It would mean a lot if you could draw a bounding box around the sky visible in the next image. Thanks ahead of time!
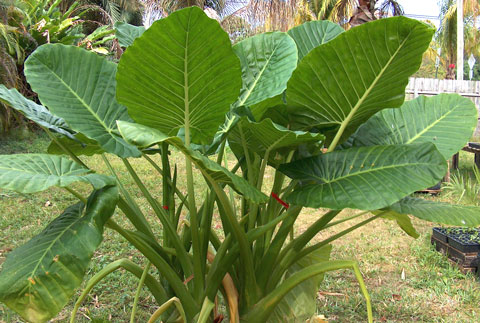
[399,0,441,26]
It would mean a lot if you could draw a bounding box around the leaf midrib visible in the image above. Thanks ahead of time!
[237,40,281,106]
[37,57,114,134]
[406,106,457,144]
[328,29,413,151]
[309,161,436,184]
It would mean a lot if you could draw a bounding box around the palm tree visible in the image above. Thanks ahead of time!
[315,0,403,27]
[437,0,480,79]
[141,0,299,37]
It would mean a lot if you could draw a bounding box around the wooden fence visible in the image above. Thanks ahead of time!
[406,78,480,136]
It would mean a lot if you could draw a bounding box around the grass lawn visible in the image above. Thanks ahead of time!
[0,133,479,322]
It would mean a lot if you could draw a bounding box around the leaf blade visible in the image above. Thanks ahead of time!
[279,143,447,210]
[115,22,145,47]
[386,197,480,227]
[0,154,113,193]
[233,32,297,114]
[0,186,118,323]
[346,94,478,159]
[117,7,242,144]
[287,20,344,61]
[267,245,332,322]
[24,44,140,158]
[286,17,434,144]
[0,85,75,140]
[228,117,324,166]
[47,134,105,156]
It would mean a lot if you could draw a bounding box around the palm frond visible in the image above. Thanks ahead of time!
[378,0,404,18]
[438,1,480,65]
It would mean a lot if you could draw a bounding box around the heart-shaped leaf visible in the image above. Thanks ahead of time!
[117,7,242,145]
[286,17,434,145]
[0,154,114,193]
[24,44,140,158]
[233,32,297,117]
[287,20,344,61]
[117,121,268,203]
[279,143,447,210]
[0,186,118,323]
[345,94,478,159]
[0,85,75,140]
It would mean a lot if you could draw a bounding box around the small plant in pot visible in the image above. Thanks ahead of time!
[2,7,480,323]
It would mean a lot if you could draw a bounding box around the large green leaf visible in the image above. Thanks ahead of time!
[0,154,114,193]
[267,245,331,322]
[279,143,447,210]
[24,44,140,158]
[228,117,324,166]
[117,121,268,203]
[386,197,480,227]
[286,17,434,144]
[0,85,75,140]
[233,32,297,114]
[0,186,118,323]
[345,94,478,159]
[116,7,242,145]
[115,21,145,47]
[47,133,105,156]
[287,20,344,61]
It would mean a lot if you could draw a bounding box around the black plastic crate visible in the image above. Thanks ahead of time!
[432,227,449,243]
[449,234,480,253]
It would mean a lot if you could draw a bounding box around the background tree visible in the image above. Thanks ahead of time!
[437,0,480,79]
[0,0,125,135]
[314,0,403,27]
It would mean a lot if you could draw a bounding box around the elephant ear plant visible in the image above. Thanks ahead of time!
[1,6,480,323]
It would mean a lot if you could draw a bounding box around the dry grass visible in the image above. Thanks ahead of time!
[0,136,479,322]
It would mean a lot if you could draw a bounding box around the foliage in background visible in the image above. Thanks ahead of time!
[444,165,480,206]
[1,7,480,323]
[307,0,403,27]
[140,0,405,43]
[437,0,480,79]
[0,0,136,136]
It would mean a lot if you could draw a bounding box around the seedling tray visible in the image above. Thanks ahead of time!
[432,227,449,243]
[449,235,480,253]
[433,227,480,252]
